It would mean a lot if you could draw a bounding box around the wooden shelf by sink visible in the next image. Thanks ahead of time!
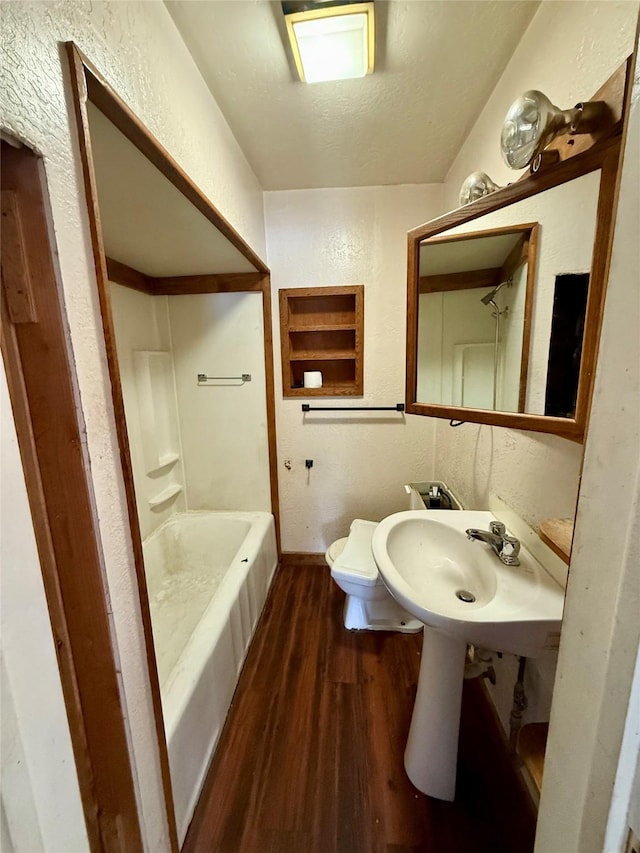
[518,722,549,796]
[539,518,573,564]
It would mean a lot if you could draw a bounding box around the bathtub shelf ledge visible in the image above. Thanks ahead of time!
[149,483,183,508]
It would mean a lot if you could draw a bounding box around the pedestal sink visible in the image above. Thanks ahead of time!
[371,510,564,801]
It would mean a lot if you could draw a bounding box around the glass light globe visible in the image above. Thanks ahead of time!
[459,171,502,206]
[501,89,609,170]
[500,90,576,169]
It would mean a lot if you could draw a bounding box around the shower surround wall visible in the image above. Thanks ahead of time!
[1,2,268,847]
[169,292,271,513]
[110,286,272,532]
[110,285,187,540]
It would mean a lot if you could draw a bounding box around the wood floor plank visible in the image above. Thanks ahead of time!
[182,564,535,853]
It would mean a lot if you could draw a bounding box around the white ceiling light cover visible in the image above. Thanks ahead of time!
[286,3,374,84]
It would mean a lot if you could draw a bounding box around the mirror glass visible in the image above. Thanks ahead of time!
[415,170,601,418]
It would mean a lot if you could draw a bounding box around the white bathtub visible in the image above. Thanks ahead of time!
[143,510,278,844]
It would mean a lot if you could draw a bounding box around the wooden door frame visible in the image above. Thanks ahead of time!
[65,41,281,849]
[1,140,143,851]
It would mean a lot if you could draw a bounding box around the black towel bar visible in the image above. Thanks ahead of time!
[301,403,405,412]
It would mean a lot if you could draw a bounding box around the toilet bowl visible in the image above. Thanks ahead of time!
[326,519,422,633]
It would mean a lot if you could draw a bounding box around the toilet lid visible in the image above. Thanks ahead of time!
[326,537,348,565]
[330,519,384,588]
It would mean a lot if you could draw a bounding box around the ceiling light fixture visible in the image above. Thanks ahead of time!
[283,1,375,84]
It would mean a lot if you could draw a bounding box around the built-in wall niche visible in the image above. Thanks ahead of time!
[279,285,364,396]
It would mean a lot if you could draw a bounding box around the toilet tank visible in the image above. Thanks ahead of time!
[404,481,464,511]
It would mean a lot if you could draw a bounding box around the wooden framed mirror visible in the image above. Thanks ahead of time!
[405,63,629,442]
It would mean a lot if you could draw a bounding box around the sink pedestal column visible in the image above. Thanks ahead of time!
[404,626,467,800]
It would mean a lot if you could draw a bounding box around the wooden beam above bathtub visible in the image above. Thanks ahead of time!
[105,257,265,296]
[153,273,266,295]
[106,257,156,293]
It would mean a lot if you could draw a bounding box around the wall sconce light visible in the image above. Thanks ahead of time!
[500,90,608,170]
[459,171,503,206]
[283,1,375,84]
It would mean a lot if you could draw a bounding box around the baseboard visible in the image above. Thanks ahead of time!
[280,552,326,567]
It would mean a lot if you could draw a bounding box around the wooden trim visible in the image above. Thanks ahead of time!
[419,267,502,294]
[66,42,180,852]
[106,257,155,294]
[573,146,623,432]
[516,224,539,414]
[422,221,538,247]
[280,552,327,567]
[1,190,38,322]
[69,45,268,276]
[405,400,584,440]
[1,142,142,851]
[405,229,420,412]
[259,275,281,556]
[153,272,265,295]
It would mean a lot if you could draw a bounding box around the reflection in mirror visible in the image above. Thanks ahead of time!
[418,224,537,412]
[415,170,600,418]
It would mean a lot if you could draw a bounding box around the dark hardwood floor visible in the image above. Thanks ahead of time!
[183,564,536,853]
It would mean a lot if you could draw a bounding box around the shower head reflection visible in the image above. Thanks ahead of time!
[480,278,512,306]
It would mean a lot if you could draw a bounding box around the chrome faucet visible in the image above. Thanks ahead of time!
[466,521,521,566]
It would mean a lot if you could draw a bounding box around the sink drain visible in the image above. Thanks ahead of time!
[456,589,476,603]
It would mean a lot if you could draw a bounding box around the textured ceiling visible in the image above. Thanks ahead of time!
[166,0,540,190]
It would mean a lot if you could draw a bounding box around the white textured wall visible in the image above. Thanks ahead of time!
[0,2,267,848]
[1,366,89,853]
[110,285,187,542]
[265,184,443,552]
[169,293,272,513]
[443,0,639,213]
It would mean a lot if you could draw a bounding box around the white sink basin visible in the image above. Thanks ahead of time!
[372,510,564,657]
[371,509,565,801]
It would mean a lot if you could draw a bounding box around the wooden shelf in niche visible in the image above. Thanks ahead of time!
[279,285,364,397]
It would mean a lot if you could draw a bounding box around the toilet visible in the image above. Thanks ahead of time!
[326,519,422,633]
